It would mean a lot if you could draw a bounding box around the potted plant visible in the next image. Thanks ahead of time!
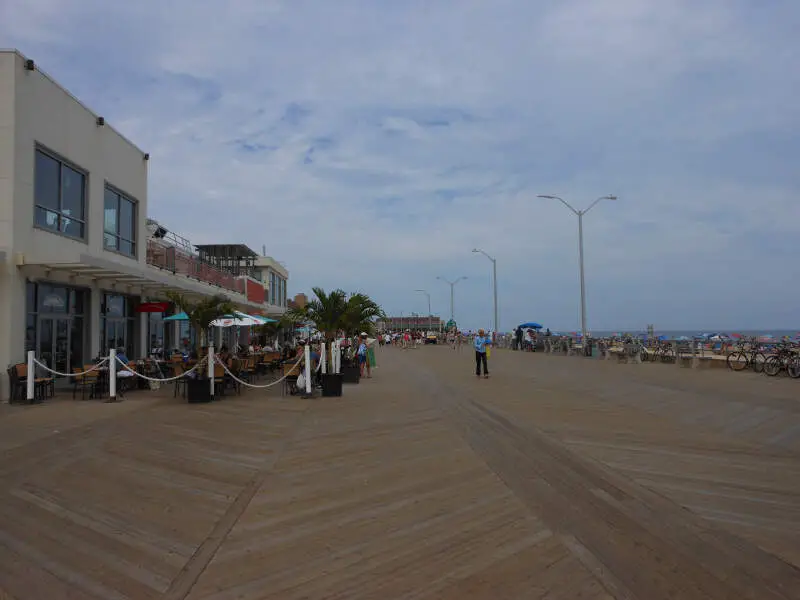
[165,292,235,403]
[287,287,384,391]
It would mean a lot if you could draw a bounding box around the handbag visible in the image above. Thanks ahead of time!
[486,346,492,359]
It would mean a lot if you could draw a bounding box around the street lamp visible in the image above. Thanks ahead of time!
[436,276,467,324]
[537,194,617,341]
[415,289,432,332]
[472,249,498,333]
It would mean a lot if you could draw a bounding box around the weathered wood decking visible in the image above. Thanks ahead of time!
[0,347,798,599]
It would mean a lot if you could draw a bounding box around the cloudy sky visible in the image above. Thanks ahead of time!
[3,0,798,332]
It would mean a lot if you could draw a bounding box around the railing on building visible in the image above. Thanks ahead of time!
[146,239,246,295]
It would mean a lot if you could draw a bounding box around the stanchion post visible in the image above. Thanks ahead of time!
[26,350,35,402]
[304,344,312,396]
[109,348,117,401]
[208,346,215,398]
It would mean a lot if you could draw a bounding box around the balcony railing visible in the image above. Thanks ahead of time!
[146,239,246,296]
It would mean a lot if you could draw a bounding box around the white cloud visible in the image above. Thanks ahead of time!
[2,0,798,331]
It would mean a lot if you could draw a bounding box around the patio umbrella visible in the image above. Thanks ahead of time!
[211,313,263,327]
[249,314,278,324]
[164,312,189,321]
[136,301,169,313]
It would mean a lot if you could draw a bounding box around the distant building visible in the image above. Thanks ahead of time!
[289,293,308,309]
[377,316,443,332]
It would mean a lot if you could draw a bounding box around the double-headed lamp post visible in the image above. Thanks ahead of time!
[537,194,617,342]
[436,276,467,324]
[472,248,498,334]
[414,289,432,332]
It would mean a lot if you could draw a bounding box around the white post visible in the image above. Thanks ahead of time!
[109,348,117,401]
[333,341,340,374]
[208,345,215,398]
[304,344,312,395]
[321,342,327,374]
[26,350,35,402]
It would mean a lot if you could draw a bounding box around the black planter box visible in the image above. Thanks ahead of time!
[321,373,343,397]
[341,364,360,384]
[187,377,214,403]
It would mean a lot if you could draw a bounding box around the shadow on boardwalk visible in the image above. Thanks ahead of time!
[0,347,798,599]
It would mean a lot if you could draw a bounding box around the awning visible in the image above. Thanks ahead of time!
[17,252,266,310]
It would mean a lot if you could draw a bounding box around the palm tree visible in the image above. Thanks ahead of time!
[288,287,348,342]
[342,292,385,336]
[165,291,235,354]
[288,288,384,342]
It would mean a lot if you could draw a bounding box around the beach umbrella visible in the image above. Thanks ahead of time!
[164,312,189,321]
[518,322,543,329]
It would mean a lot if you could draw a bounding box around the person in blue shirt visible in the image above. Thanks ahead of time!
[116,347,130,365]
[357,334,372,378]
[474,329,491,378]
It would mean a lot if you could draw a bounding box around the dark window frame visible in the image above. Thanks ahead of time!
[33,146,88,242]
[103,183,138,258]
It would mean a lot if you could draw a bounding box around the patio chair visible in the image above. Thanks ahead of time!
[213,364,226,396]
[172,363,188,398]
[14,363,53,402]
[72,367,100,400]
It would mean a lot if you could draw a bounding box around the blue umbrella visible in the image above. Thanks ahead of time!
[519,322,543,329]
[164,312,189,321]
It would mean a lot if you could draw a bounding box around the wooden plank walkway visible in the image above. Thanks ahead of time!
[0,347,797,599]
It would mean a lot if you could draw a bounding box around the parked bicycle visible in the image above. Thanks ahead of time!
[763,342,800,377]
[651,340,675,363]
[726,337,766,373]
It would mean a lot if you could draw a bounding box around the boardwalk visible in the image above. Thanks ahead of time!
[0,347,798,599]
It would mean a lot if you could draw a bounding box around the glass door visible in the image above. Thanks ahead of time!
[38,317,72,376]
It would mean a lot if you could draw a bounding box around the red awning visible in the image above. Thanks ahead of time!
[136,302,169,313]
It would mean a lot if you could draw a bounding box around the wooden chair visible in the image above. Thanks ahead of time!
[7,365,26,404]
[282,362,301,396]
[172,363,188,398]
[72,367,100,400]
[213,364,226,396]
[15,363,53,402]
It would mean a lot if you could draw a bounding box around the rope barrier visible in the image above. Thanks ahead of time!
[214,355,304,389]
[32,357,109,378]
[115,356,205,383]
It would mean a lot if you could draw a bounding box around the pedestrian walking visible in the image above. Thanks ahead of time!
[474,328,491,378]
[358,334,372,378]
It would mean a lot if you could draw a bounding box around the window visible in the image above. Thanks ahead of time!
[34,149,86,240]
[100,293,135,355]
[104,186,137,257]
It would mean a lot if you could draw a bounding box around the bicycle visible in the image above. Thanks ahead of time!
[763,342,800,377]
[726,338,766,373]
[651,340,675,363]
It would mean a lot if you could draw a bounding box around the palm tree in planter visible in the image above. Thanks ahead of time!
[165,291,234,403]
[342,292,385,338]
[287,287,349,343]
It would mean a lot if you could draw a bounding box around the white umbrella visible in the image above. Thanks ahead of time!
[211,313,262,327]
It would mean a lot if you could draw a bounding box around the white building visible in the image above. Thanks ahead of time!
[0,50,288,399]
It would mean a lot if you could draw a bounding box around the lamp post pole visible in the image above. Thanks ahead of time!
[436,276,467,324]
[537,194,617,341]
[472,249,498,333]
[415,289,432,332]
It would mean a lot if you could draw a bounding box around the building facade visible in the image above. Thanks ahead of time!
[377,316,443,332]
[0,50,288,397]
